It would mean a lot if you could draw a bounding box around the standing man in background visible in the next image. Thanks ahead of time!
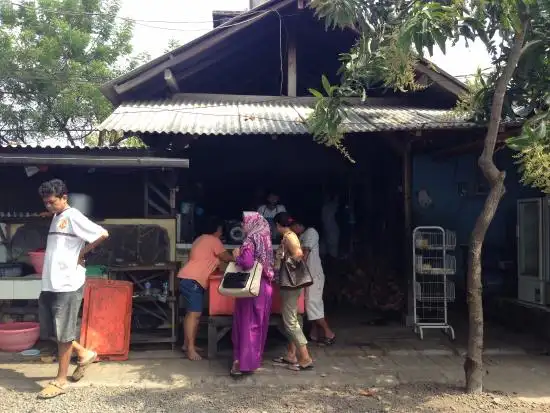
[37,179,109,399]
[258,191,286,241]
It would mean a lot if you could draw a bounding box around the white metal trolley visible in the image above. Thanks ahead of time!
[412,226,456,340]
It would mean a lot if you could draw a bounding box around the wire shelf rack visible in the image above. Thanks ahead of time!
[414,229,456,250]
[412,226,456,341]
[415,254,456,275]
[415,279,456,302]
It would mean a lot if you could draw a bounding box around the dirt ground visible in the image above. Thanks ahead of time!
[1,382,549,413]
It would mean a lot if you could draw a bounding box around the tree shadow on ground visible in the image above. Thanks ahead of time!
[0,367,42,393]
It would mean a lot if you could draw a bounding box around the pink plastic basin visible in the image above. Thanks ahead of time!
[28,251,45,277]
[0,322,40,352]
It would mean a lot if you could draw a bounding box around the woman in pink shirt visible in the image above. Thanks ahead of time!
[178,218,233,360]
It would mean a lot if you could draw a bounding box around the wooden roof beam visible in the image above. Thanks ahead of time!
[164,69,180,94]
[415,63,466,97]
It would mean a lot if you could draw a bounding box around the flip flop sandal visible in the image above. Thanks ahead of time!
[37,381,66,399]
[230,368,243,377]
[287,363,314,372]
[272,356,298,365]
[71,351,97,382]
[320,336,336,346]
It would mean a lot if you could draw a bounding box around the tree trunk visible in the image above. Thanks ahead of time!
[464,171,505,393]
[463,23,528,394]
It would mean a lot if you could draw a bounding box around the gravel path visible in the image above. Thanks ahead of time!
[1,383,548,413]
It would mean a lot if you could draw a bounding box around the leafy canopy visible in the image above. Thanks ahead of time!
[308,0,550,182]
[0,0,146,146]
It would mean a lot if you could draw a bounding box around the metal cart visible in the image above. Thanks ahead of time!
[412,226,456,340]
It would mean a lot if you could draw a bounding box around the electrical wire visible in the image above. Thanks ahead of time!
[1,61,496,88]
[7,2,296,33]
[8,1,261,24]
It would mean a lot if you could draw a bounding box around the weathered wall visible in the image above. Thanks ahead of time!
[412,148,540,299]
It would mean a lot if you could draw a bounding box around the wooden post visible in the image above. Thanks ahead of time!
[164,69,180,94]
[403,141,414,327]
[286,18,297,97]
[383,134,414,326]
[143,171,149,217]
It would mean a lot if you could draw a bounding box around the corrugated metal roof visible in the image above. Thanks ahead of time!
[0,143,146,152]
[0,144,189,168]
[98,94,476,136]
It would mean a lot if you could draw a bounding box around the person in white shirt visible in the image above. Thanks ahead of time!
[257,191,286,240]
[37,179,109,399]
[291,219,336,345]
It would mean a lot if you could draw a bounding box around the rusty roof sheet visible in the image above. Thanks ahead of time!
[98,94,477,136]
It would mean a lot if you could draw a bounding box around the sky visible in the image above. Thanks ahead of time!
[119,0,494,80]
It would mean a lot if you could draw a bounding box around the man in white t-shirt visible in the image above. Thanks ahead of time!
[37,179,109,399]
[258,192,286,241]
[291,219,336,345]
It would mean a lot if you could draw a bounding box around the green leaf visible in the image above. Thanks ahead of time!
[433,30,447,54]
[321,75,332,96]
[506,135,532,151]
[309,88,324,98]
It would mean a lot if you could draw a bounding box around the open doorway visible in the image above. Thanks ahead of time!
[176,133,406,326]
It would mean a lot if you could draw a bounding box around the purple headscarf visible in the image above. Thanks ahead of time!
[242,212,274,281]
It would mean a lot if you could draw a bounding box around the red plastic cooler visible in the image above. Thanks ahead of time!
[80,279,133,361]
[208,274,305,316]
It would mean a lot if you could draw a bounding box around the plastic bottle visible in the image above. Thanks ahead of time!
[144,281,151,296]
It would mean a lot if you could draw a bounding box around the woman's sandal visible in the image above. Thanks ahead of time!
[272,356,298,365]
[230,368,243,377]
[230,361,244,378]
[287,363,314,372]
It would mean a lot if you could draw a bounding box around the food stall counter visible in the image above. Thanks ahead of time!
[208,273,305,316]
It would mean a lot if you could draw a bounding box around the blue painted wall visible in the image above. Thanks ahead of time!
[412,148,539,294]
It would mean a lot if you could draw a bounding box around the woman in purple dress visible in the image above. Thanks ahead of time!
[230,211,274,376]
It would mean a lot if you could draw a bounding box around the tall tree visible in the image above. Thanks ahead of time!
[0,0,137,145]
[308,0,550,393]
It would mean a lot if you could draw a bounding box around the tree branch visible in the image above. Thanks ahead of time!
[111,134,128,146]
[480,22,529,183]
[53,115,76,146]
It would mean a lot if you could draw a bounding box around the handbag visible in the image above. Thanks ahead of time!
[218,261,263,298]
[278,233,313,290]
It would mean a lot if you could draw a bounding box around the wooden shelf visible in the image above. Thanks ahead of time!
[108,264,178,348]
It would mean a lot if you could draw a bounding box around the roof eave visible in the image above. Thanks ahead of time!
[0,153,189,168]
[416,57,468,96]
